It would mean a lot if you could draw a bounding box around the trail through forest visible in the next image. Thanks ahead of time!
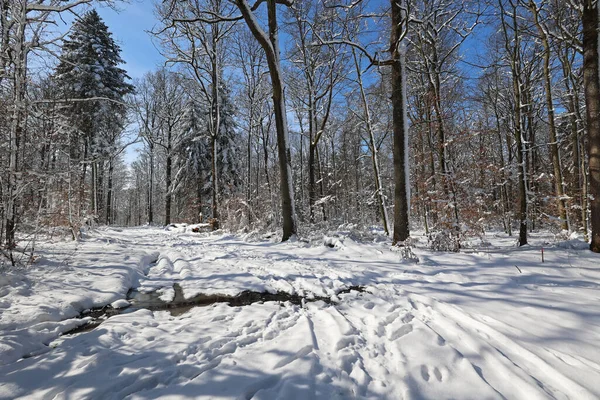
[1,226,599,399]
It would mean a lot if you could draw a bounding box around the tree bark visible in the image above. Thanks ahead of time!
[211,134,219,228]
[391,0,410,244]
[583,0,600,252]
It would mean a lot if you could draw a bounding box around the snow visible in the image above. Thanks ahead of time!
[1,227,600,399]
[110,299,130,309]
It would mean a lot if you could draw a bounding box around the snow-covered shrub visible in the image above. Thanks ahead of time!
[323,236,344,249]
[428,230,461,252]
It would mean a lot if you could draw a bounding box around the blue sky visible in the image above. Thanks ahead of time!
[94,2,164,163]
[96,1,163,80]
[74,1,486,164]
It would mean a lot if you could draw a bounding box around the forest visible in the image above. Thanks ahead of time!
[2,1,600,399]
[0,0,599,257]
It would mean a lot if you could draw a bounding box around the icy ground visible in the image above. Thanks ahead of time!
[1,226,600,399]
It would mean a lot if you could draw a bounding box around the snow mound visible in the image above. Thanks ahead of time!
[110,299,130,309]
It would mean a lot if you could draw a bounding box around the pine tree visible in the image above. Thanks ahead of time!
[54,9,134,220]
[180,97,211,220]
[216,81,241,196]
[179,82,240,223]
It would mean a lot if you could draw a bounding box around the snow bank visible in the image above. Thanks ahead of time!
[0,227,158,366]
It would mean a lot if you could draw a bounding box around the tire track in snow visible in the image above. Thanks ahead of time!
[407,293,598,400]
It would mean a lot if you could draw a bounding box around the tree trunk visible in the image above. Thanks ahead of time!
[308,93,317,223]
[583,0,600,252]
[560,50,583,230]
[316,145,327,221]
[5,3,27,250]
[390,0,410,244]
[309,143,316,223]
[79,142,88,220]
[165,135,172,226]
[530,4,568,231]
[148,143,154,225]
[247,108,253,225]
[353,50,390,235]
[500,0,527,245]
[105,158,114,225]
[211,134,219,229]
[91,161,97,220]
[210,32,221,230]
[197,162,204,222]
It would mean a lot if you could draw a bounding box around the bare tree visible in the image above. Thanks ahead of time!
[134,70,187,225]
[526,0,569,231]
[155,0,238,229]
[318,0,412,243]
[351,49,391,235]
[286,1,345,223]
[409,0,478,236]
[233,0,298,240]
[499,0,529,246]
[232,28,269,226]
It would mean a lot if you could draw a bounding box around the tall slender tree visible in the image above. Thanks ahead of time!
[233,0,298,240]
[583,0,600,252]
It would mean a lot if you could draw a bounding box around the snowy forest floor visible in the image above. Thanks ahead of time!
[1,226,599,399]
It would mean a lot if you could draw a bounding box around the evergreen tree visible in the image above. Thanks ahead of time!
[54,9,134,218]
[178,82,240,222]
[180,97,210,220]
[216,81,241,195]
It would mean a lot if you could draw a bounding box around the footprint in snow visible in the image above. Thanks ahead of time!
[363,301,375,309]
[388,324,413,341]
[401,312,414,324]
[421,365,443,382]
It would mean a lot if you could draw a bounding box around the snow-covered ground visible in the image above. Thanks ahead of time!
[1,226,600,399]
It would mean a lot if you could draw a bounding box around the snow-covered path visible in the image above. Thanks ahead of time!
[1,227,600,399]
